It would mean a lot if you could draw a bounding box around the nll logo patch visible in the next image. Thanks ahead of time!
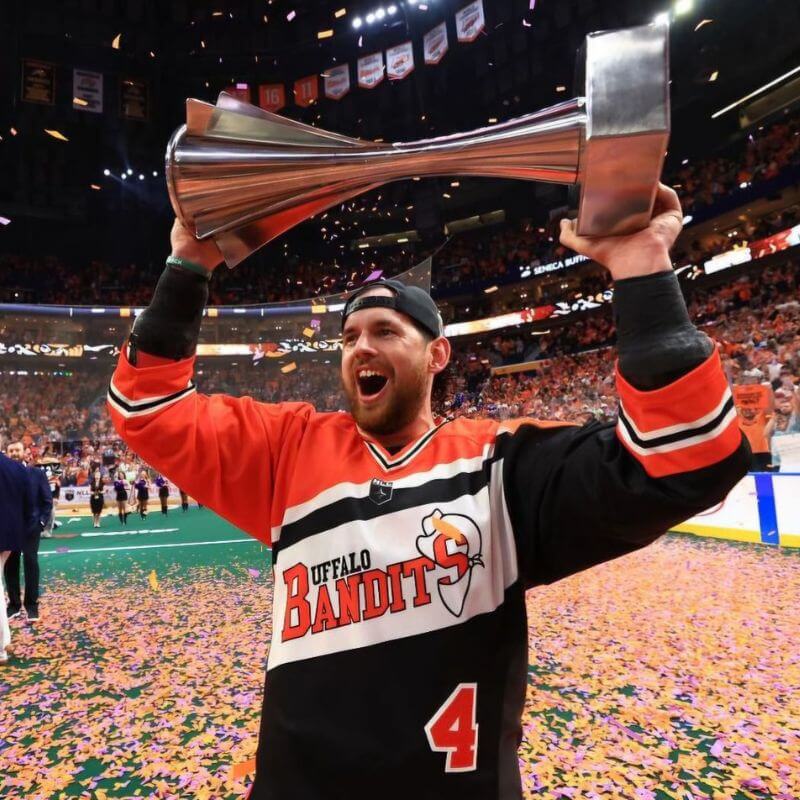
[369,479,394,505]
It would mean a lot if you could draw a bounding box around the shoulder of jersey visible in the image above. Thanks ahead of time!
[442,416,574,438]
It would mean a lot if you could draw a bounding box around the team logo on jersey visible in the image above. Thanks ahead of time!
[369,479,394,505]
[416,509,484,617]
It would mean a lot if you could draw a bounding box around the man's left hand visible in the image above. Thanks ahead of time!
[559,182,684,281]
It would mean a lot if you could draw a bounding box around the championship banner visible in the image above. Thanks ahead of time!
[386,41,414,80]
[258,83,286,112]
[424,22,449,65]
[455,0,486,43]
[324,64,350,100]
[294,75,319,107]
[73,68,104,113]
[120,78,148,120]
[224,84,251,103]
[21,59,55,105]
[357,52,385,89]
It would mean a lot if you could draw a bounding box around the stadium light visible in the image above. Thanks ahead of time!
[653,11,670,25]
[375,8,385,20]
[139,173,145,180]
[103,168,110,176]
[674,0,693,15]
[353,16,362,28]
[127,168,133,175]
[388,4,397,13]
[366,12,375,23]
[121,173,127,180]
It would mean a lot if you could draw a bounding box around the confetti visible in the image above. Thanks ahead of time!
[0,536,797,799]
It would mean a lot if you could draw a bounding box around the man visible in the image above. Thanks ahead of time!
[0,452,34,664]
[42,460,62,536]
[108,184,749,799]
[4,442,53,622]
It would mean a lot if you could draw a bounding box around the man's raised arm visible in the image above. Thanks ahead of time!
[502,184,751,587]
[107,220,312,542]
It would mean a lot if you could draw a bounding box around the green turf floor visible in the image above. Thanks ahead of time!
[42,507,271,580]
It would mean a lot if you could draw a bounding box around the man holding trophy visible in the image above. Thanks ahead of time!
[108,23,749,800]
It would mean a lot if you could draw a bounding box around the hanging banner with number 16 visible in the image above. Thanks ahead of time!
[258,83,285,113]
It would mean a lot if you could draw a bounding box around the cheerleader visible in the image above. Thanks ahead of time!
[156,475,170,515]
[134,470,149,519]
[113,472,129,524]
[89,469,105,529]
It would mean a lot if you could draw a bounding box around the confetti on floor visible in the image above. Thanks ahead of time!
[1,533,798,799]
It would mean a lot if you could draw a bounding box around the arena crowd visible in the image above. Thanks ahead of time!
[1,255,798,482]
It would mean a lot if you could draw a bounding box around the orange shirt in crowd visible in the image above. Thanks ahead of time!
[737,411,770,454]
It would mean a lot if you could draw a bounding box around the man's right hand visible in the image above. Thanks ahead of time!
[169,217,225,272]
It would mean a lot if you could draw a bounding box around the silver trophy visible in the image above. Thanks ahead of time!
[166,23,669,267]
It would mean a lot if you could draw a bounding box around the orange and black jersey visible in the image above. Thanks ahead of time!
[108,328,748,799]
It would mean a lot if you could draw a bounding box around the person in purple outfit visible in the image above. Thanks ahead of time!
[113,472,129,525]
[134,470,149,519]
[155,475,170,515]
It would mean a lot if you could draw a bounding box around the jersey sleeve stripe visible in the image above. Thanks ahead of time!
[107,379,196,419]
[615,349,732,434]
[616,414,742,478]
[618,393,735,448]
[616,403,737,456]
[614,350,743,478]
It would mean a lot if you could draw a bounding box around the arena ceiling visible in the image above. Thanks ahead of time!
[1,0,798,260]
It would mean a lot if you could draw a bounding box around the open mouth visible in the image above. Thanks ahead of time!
[357,370,389,401]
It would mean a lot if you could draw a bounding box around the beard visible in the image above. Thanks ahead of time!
[344,361,429,437]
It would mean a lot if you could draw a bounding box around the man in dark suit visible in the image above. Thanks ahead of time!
[0,451,34,664]
[4,442,52,623]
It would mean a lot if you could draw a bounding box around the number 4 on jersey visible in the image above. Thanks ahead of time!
[424,683,478,772]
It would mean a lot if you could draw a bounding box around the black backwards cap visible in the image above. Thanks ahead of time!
[341,278,444,339]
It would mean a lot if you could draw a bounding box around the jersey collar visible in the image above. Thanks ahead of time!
[360,417,451,472]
